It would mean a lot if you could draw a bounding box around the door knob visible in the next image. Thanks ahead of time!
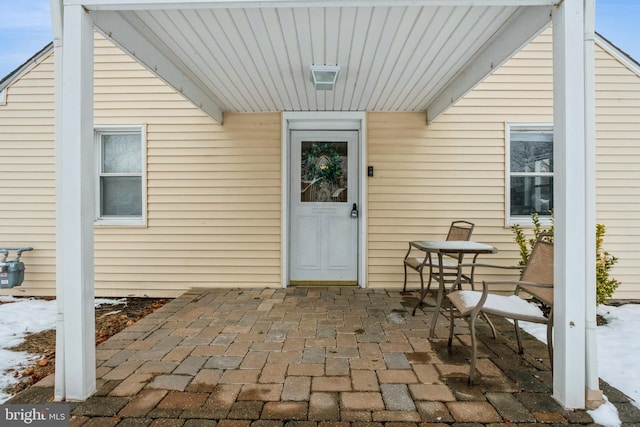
[351,203,359,218]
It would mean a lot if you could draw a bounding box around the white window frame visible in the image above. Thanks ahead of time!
[506,123,554,227]
[94,125,147,227]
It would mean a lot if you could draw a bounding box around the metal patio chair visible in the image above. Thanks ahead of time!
[446,232,554,383]
[403,220,475,293]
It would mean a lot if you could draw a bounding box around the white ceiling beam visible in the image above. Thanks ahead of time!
[91,10,224,123]
[424,5,553,124]
[68,0,560,11]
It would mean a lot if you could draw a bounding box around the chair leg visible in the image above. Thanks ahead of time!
[514,320,524,354]
[481,312,497,339]
[468,314,479,384]
[403,263,408,292]
[412,270,426,316]
[448,305,455,347]
[546,310,554,371]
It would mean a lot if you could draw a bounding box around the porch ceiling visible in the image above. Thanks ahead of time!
[82,1,557,123]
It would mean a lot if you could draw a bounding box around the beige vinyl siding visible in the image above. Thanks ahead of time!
[0,52,56,295]
[594,44,640,299]
[93,37,281,297]
[0,35,282,297]
[94,112,282,297]
[367,113,518,290]
[367,32,554,290]
[367,30,640,299]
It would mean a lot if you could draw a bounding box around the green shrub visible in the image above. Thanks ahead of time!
[511,214,619,305]
[595,223,621,305]
[511,212,553,267]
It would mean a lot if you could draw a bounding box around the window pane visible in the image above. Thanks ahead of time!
[102,134,142,173]
[101,176,142,216]
[510,132,553,173]
[510,176,553,216]
[300,141,348,203]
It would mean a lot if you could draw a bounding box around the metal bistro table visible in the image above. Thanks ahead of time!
[409,240,497,338]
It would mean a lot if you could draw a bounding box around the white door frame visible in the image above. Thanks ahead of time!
[281,112,367,288]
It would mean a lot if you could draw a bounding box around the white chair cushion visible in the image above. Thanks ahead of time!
[448,290,546,321]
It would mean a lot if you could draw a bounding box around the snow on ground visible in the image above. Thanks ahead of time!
[0,296,125,403]
[0,296,58,403]
[516,303,640,427]
[595,304,640,407]
[0,295,638,426]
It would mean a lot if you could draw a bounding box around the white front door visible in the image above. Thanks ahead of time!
[290,130,359,284]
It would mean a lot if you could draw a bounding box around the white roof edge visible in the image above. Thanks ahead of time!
[71,0,562,10]
[0,43,54,93]
[595,33,640,78]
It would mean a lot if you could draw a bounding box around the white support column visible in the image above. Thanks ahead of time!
[582,0,603,408]
[49,0,65,401]
[57,4,96,400]
[552,0,587,409]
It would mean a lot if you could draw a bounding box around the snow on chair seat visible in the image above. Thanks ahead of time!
[448,290,547,321]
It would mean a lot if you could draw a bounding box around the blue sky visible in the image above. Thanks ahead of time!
[1,1,639,79]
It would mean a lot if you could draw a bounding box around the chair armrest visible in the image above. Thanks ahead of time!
[403,242,433,268]
[457,263,522,271]
[451,279,496,317]
[482,280,551,293]
[514,281,553,290]
[453,264,522,291]
[483,279,549,287]
[403,241,413,261]
[482,280,553,308]
[404,242,429,263]
[515,282,553,306]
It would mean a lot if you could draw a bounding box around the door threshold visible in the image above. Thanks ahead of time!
[289,280,358,286]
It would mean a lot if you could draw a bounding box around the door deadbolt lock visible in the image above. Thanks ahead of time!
[351,203,359,218]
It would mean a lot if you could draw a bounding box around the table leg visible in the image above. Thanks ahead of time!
[428,252,445,338]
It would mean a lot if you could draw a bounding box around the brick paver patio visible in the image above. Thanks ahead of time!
[8,287,640,426]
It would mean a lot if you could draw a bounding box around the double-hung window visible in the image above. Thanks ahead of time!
[507,124,554,225]
[95,126,146,226]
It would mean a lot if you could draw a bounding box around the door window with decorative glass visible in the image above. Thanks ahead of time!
[300,142,348,203]
[507,125,553,224]
[96,127,145,225]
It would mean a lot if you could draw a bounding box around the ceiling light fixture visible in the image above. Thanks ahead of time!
[310,65,340,91]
